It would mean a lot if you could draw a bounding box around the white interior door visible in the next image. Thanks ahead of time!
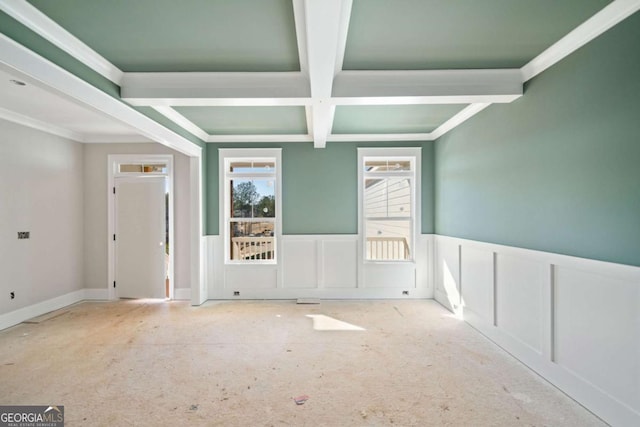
[115,177,166,298]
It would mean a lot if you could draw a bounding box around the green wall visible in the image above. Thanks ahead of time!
[435,11,640,267]
[206,142,435,235]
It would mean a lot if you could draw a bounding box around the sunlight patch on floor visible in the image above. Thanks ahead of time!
[306,314,366,331]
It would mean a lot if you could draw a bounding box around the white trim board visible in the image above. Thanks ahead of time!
[435,235,640,280]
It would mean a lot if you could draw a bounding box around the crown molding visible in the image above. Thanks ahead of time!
[521,0,640,82]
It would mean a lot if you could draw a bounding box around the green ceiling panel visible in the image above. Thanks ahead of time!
[344,0,611,70]
[332,105,467,134]
[176,106,308,135]
[27,0,300,72]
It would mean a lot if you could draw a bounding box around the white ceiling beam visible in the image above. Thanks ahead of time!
[81,134,152,143]
[333,69,523,103]
[0,33,201,157]
[152,106,209,141]
[0,0,124,85]
[333,0,353,76]
[305,0,345,98]
[292,0,309,77]
[429,103,491,140]
[521,0,640,82]
[332,95,519,106]
[304,105,314,138]
[328,133,434,143]
[310,103,335,149]
[207,134,313,143]
[123,68,522,107]
[121,72,310,106]
[303,0,353,148]
[125,98,312,107]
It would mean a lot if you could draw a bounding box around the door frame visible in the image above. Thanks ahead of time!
[107,154,174,300]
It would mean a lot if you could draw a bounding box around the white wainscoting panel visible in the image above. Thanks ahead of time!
[434,235,640,427]
[554,266,640,414]
[322,239,357,288]
[363,263,415,289]
[225,267,278,290]
[495,253,546,354]
[434,238,460,313]
[205,234,432,299]
[282,239,318,288]
[204,235,222,299]
[460,245,494,325]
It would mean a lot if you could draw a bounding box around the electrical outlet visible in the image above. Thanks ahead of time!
[17,232,30,239]
[10,292,15,300]
[233,291,240,296]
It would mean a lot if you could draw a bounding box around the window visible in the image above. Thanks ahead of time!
[221,150,281,264]
[359,149,420,262]
[118,163,167,174]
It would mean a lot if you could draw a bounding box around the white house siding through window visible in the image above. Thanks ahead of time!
[363,158,414,261]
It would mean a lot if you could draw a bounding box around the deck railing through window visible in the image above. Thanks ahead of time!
[231,237,275,260]
[366,236,410,261]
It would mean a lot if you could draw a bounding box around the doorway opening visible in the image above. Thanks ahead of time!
[108,155,174,300]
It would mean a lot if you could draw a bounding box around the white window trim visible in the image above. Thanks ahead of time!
[357,147,421,264]
[219,148,282,265]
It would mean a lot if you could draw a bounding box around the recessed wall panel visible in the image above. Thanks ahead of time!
[364,263,415,289]
[495,254,545,352]
[555,266,640,412]
[225,267,277,289]
[435,239,460,311]
[282,240,317,288]
[461,246,494,324]
[323,240,357,288]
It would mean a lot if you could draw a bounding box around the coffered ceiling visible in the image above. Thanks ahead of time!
[1,0,639,150]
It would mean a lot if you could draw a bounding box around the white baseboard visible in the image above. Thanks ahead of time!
[0,289,85,331]
[0,288,113,331]
[174,288,191,300]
